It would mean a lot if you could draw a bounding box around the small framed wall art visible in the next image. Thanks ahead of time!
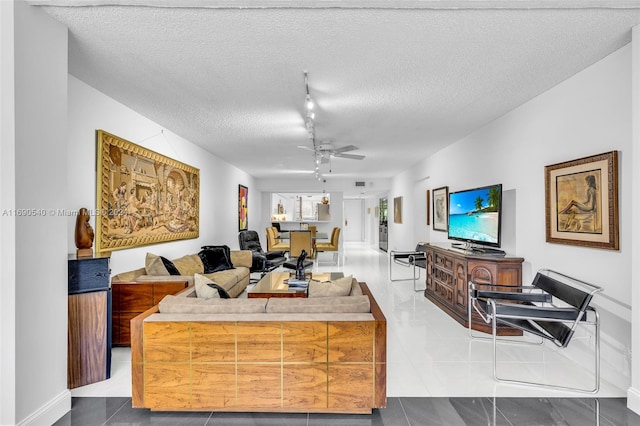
[545,151,619,250]
[426,189,431,226]
[432,186,448,232]
[394,196,403,224]
[238,184,248,231]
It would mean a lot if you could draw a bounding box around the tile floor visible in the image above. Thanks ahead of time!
[57,242,639,425]
[55,395,638,425]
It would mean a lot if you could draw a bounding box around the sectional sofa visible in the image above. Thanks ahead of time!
[111,248,252,298]
[130,279,387,414]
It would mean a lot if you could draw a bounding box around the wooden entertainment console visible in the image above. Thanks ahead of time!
[424,243,524,335]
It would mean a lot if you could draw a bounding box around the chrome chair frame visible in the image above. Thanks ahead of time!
[468,282,548,344]
[468,269,602,393]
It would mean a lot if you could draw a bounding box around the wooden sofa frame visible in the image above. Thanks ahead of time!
[130,283,386,414]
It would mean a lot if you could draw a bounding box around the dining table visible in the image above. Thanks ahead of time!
[276,231,329,240]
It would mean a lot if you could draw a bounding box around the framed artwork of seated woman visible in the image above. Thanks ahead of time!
[545,151,618,250]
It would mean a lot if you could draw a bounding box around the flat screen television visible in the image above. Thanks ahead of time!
[448,184,502,248]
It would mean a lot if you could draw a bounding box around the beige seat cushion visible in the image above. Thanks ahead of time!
[159,294,267,314]
[136,275,195,286]
[308,275,353,298]
[266,295,370,313]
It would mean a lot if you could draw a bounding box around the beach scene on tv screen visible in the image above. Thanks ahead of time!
[449,186,500,244]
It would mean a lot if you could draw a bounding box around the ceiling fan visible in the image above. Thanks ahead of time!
[298,141,365,163]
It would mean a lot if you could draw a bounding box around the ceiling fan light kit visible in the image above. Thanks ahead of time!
[300,71,365,181]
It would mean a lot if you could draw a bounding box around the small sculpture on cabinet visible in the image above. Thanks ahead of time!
[75,207,95,258]
[295,250,308,280]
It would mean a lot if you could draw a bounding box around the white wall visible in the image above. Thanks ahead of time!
[628,24,640,414]
[363,196,380,245]
[67,76,258,275]
[391,44,634,392]
[0,2,16,424]
[8,1,70,425]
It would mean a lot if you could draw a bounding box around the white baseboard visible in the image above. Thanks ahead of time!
[17,390,70,426]
[627,387,640,415]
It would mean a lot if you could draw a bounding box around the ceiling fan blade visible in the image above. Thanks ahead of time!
[297,145,314,152]
[332,144,359,153]
[333,153,365,160]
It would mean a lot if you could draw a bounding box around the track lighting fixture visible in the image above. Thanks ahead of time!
[302,70,328,181]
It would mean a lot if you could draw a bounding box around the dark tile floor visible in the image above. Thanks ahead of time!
[53,397,639,426]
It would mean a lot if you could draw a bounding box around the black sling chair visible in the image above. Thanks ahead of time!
[388,242,427,291]
[468,269,602,393]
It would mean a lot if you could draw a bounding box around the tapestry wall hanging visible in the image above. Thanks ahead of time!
[238,184,248,231]
[545,151,618,250]
[96,130,200,254]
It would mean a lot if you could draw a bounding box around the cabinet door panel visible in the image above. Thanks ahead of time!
[468,261,497,285]
[119,284,153,311]
[153,282,188,305]
[68,291,108,388]
[453,259,468,314]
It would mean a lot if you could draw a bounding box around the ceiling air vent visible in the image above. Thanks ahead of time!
[355,181,366,187]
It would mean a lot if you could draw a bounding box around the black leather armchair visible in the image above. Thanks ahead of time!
[238,230,287,280]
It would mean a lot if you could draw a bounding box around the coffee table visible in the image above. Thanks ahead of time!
[248,271,344,298]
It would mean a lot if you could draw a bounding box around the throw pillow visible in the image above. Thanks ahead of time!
[194,274,220,299]
[161,256,181,275]
[194,273,230,299]
[171,254,204,275]
[308,275,353,298]
[198,246,234,273]
[145,252,180,276]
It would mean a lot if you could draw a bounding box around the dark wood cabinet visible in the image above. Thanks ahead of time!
[68,255,110,294]
[424,243,524,335]
[111,281,189,346]
[67,255,111,389]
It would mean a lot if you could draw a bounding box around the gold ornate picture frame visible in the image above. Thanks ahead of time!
[545,151,618,250]
[96,130,200,254]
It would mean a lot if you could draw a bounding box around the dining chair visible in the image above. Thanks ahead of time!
[266,227,289,252]
[288,230,313,259]
[315,227,340,264]
[308,225,317,238]
[283,230,314,271]
[308,225,317,257]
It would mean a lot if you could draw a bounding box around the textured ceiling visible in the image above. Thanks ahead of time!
[34,1,640,186]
